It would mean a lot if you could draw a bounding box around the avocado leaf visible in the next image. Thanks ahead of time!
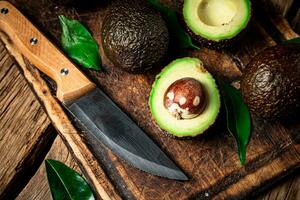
[45,159,95,200]
[59,15,101,71]
[219,81,251,165]
[148,0,199,50]
[285,37,300,44]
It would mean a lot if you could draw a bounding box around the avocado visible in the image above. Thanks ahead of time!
[101,0,169,73]
[149,57,221,137]
[178,0,251,49]
[241,43,300,119]
[52,0,104,7]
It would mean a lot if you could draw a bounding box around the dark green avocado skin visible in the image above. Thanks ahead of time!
[101,0,169,73]
[241,43,300,119]
[177,0,251,50]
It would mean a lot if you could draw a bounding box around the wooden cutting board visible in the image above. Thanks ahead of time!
[3,0,300,199]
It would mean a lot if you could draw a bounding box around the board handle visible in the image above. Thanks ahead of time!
[0,1,96,102]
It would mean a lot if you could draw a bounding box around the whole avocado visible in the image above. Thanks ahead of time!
[101,0,169,73]
[241,43,300,119]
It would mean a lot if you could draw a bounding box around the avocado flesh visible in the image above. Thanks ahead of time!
[241,44,300,119]
[150,58,220,137]
[183,0,251,42]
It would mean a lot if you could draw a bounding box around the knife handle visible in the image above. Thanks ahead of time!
[0,1,96,102]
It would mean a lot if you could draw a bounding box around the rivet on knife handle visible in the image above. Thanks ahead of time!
[0,1,96,102]
[0,1,188,181]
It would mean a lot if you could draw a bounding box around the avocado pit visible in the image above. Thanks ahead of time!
[149,57,221,137]
[164,78,206,119]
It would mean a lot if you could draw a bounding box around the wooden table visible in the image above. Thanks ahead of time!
[0,0,300,199]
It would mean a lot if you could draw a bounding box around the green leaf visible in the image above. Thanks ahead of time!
[45,159,95,200]
[148,0,199,50]
[219,81,251,165]
[59,15,101,71]
[285,37,300,44]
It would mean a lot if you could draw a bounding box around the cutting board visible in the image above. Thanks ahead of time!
[3,0,300,199]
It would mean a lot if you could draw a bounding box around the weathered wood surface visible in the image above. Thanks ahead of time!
[254,0,299,41]
[266,0,294,16]
[0,41,56,200]
[267,0,300,35]
[16,136,81,200]
[292,8,300,34]
[258,173,300,200]
[0,30,121,200]
[0,0,299,199]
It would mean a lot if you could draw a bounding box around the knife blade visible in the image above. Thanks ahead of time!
[65,88,187,180]
[0,1,188,180]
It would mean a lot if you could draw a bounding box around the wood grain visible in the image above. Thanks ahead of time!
[253,0,299,41]
[81,3,300,199]
[292,8,300,34]
[0,41,56,200]
[17,136,81,200]
[257,172,300,200]
[0,1,95,102]
[0,30,121,200]
[253,2,300,199]
[0,0,300,200]
[268,0,294,16]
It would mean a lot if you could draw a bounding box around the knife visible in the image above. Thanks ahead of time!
[0,1,188,180]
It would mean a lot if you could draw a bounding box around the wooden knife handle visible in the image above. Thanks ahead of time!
[0,1,95,102]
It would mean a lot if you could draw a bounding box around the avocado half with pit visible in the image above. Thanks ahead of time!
[179,0,251,49]
[149,57,221,137]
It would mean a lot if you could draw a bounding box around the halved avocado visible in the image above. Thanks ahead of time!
[149,57,220,137]
[179,0,251,49]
